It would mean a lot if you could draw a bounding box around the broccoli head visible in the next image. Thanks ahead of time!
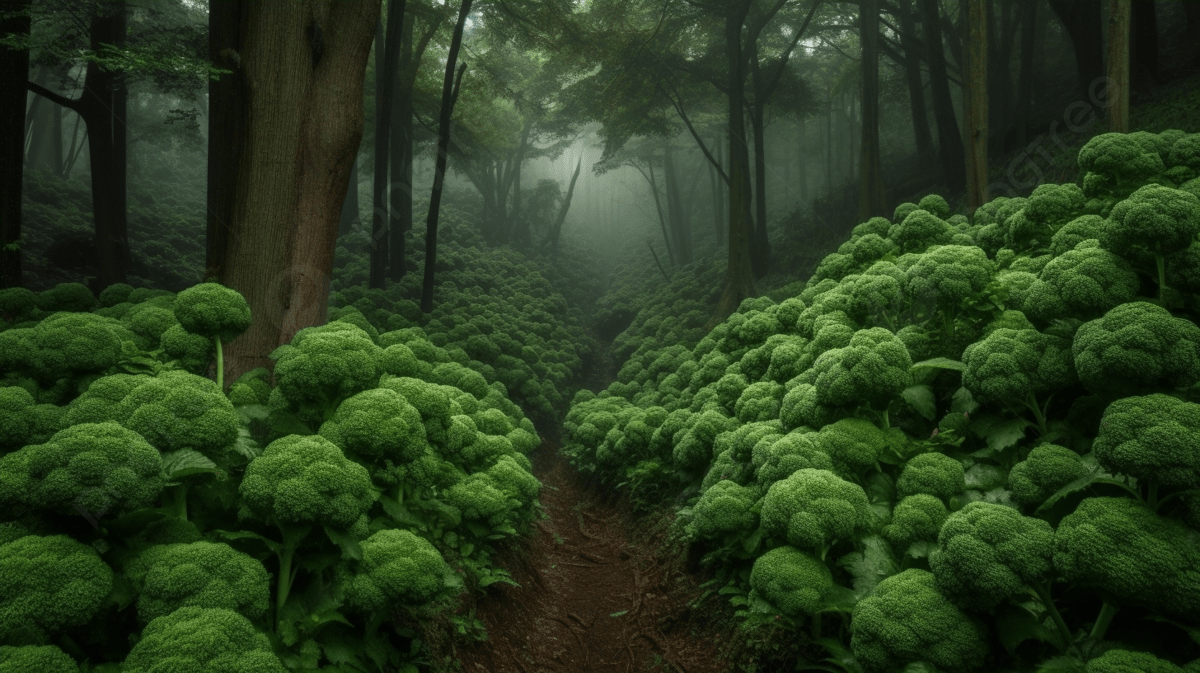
[1093,394,1200,490]
[36,282,95,313]
[124,541,271,626]
[0,644,78,672]
[121,607,286,673]
[810,327,912,411]
[0,386,64,453]
[318,387,429,489]
[850,569,989,673]
[1072,302,1200,397]
[1049,214,1106,257]
[753,430,833,487]
[760,468,872,558]
[1008,443,1089,507]
[1023,243,1139,323]
[962,326,1075,434]
[813,417,888,479]
[903,244,993,315]
[890,209,953,253]
[748,545,833,619]
[883,494,949,553]
[338,529,451,613]
[239,434,374,530]
[1085,649,1185,673]
[271,322,383,420]
[896,452,965,503]
[173,282,252,343]
[0,312,125,386]
[928,501,1054,611]
[1054,497,1200,619]
[688,480,760,540]
[1078,132,1166,199]
[1103,183,1200,297]
[0,534,113,645]
[0,422,163,518]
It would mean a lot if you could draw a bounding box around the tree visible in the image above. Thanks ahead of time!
[544,152,583,254]
[857,0,885,220]
[1106,0,1131,133]
[918,0,965,195]
[211,1,379,387]
[897,0,934,166]
[420,0,471,314]
[1047,0,1103,97]
[0,0,30,289]
[369,0,405,290]
[963,0,988,217]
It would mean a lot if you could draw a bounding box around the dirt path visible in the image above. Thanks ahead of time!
[454,336,728,673]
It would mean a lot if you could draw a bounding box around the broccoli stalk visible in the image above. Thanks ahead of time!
[273,522,310,629]
[1029,581,1081,658]
[173,283,252,392]
[1103,184,1200,302]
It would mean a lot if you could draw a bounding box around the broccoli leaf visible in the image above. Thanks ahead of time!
[837,534,898,598]
[951,386,979,415]
[994,603,1061,654]
[1034,454,1105,516]
[909,358,966,373]
[322,524,363,561]
[901,384,936,420]
[160,449,218,481]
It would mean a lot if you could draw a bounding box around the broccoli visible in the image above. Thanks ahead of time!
[889,209,953,253]
[1054,497,1200,622]
[1077,132,1166,200]
[0,287,37,324]
[1072,302,1200,398]
[97,282,134,308]
[748,545,833,619]
[1023,243,1139,324]
[962,326,1076,437]
[672,409,736,473]
[734,381,784,423]
[0,644,78,672]
[928,501,1055,613]
[121,607,286,673]
[318,387,430,500]
[810,327,912,420]
[0,422,163,519]
[883,493,948,555]
[903,244,993,327]
[1050,214,1106,257]
[239,434,374,625]
[0,534,113,645]
[764,337,812,385]
[124,541,271,627]
[1093,394,1200,505]
[896,452,965,504]
[0,386,63,453]
[850,568,989,673]
[173,282,252,391]
[337,529,453,633]
[813,417,888,480]
[36,282,95,313]
[688,480,760,540]
[0,312,125,387]
[1103,183,1200,299]
[753,431,834,487]
[443,471,513,526]
[271,322,382,424]
[1085,649,1185,673]
[780,381,840,432]
[1008,443,1089,508]
[760,468,873,559]
[159,323,214,376]
[843,269,904,330]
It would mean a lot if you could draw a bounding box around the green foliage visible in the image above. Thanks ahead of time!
[748,545,833,619]
[1072,302,1200,397]
[121,607,286,673]
[124,541,271,627]
[0,534,113,645]
[0,644,79,672]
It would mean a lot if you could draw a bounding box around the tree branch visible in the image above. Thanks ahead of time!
[658,83,730,186]
[26,81,80,113]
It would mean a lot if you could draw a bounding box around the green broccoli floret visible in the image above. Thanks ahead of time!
[173,282,252,391]
[36,282,95,313]
[1103,184,1200,299]
[748,545,833,619]
[239,434,374,624]
[1072,302,1200,398]
[1012,183,1086,252]
[928,501,1054,612]
[780,382,840,432]
[0,534,113,645]
[962,326,1075,437]
[904,244,993,322]
[672,409,736,473]
[883,494,948,553]
[1008,443,1089,507]
[97,282,134,308]
[734,381,784,423]
[0,287,37,323]
[272,322,383,423]
[337,529,452,630]
[318,387,429,498]
[889,209,953,253]
[850,568,989,673]
[159,323,214,375]
[1078,132,1166,200]
[0,386,63,453]
[0,422,163,518]
[1093,394,1200,497]
[856,215,895,236]
[0,313,125,386]
[487,453,540,505]
[1050,214,1106,257]
[813,417,888,479]
[753,431,833,487]
[810,327,912,416]
[896,452,965,503]
[0,644,78,672]
[121,607,286,673]
[1054,497,1200,620]
[760,469,872,559]
[688,480,760,540]
[1085,649,1184,673]
[125,541,271,627]
[843,270,903,330]
[918,194,951,219]
[443,471,512,526]
[1024,243,1139,323]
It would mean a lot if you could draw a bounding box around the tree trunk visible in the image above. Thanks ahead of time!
[217,1,378,386]
[1130,0,1157,88]
[84,3,130,291]
[645,159,675,266]
[1014,0,1036,148]
[919,0,966,195]
[509,120,533,246]
[748,40,769,277]
[708,133,722,245]
[796,117,809,204]
[387,7,416,281]
[825,97,832,194]
[0,0,30,290]
[899,0,935,164]
[205,0,248,283]
[545,153,582,254]
[964,0,989,217]
[711,0,757,328]
[858,0,887,221]
[338,148,360,237]
[1106,0,1131,133]
[714,131,726,245]
[420,0,472,314]
[370,2,404,290]
[663,144,691,264]
[1047,0,1104,97]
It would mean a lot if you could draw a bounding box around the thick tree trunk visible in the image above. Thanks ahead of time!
[0,0,30,290]
[858,0,886,221]
[748,41,769,277]
[218,1,378,386]
[711,0,756,328]
[206,0,248,283]
[1106,0,1131,133]
[920,0,966,195]
[964,0,989,217]
[899,0,935,164]
[1047,0,1104,97]
[338,150,360,238]
[420,0,472,314]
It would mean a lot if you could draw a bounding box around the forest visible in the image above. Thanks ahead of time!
[1,0,1200,671]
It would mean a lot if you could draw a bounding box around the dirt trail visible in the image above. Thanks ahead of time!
[454,337,728,673]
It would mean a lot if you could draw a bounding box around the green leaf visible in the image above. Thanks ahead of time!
[901,384,936,421]
[377,495,423,528]
[323,525,363,561]
[610,609,628,617]
[819,584,859,614]
[904,540,937,560]
[160,449,218,480]
[105,572,136,611]
[740,528,765,555]
[901,664,938,673]
[910,357,966,372]
[837,534,898,598]
[979,416,1029,454]
[1141,612,1200,645]
[212,529,282,554]
[950,386,979,415]
[1035,454,1105,516]
[994,603,1060,654]
[1034,655,1087,672]
[460,542,475,558]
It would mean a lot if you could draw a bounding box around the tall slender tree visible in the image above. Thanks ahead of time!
[1106,0,1131,133]
[919,0,966,195]
[369,0,405,290]
[963,0,989,216]
[0,0,30,289]
[857,0,885,220]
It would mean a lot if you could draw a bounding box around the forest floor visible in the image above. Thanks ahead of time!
[449,335,731,673]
